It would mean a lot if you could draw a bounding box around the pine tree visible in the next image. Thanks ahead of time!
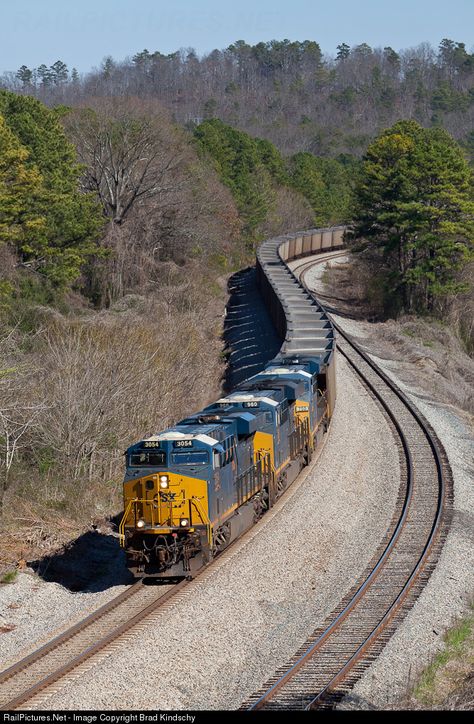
[352,120,474,312]
[195,119,278,240]
[336,43,350,61]
[102,57,115,79]
[15,66,33,86]
[288,152,354,225]
[0,91,103,285]
[50,60,68,84]
[288,152,326,220]
[0,114,45,250]
[37,64,53,86]
[132,49,151,68]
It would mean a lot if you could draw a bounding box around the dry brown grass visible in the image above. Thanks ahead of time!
[0,265,227,571]
[323,255,474,417]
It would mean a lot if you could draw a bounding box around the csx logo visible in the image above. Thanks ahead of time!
[160,492,177,502]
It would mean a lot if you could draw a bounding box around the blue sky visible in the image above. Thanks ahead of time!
[1,0,473,74]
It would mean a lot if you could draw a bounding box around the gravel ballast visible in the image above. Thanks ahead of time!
[3,250,467,710]
[0,571,129,671]
[302,258,474,709]
[17,353,401,710]
[339,347,474,709]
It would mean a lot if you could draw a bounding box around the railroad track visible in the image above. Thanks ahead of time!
[1,248,453,712]
[288,249,347,277]
[0,577,189,710]
[241,254,453,711]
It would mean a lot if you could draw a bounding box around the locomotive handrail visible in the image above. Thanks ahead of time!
[190,497,213,547]
[119,498,135,547]
[119,495,212,545]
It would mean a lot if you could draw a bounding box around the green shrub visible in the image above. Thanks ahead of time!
[1,570,18,584]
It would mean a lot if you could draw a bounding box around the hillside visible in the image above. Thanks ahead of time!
[4,38,474,159]
[1,38,473,570]
[0,92,325,568]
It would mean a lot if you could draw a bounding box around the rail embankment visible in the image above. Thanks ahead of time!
[301,254,474,710]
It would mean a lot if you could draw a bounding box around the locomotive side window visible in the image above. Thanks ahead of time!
[129,451,166,466]
[279,401,289,425]
[171,450,209,465]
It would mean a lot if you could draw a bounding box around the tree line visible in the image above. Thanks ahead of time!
[4,38,474,160]
[194,119,356,240]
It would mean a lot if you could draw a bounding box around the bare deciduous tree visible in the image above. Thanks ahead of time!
[66,98,187,224]
[0,332,46,517]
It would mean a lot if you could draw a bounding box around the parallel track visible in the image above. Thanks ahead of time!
[1,249,453,712]
[0,578,188,710]
[241,254,453,710]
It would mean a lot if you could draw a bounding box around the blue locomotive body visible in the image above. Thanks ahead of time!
[121,355,330,577]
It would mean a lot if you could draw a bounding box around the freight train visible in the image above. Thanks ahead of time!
[119,226,345,577]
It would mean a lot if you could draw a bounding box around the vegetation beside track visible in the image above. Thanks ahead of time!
[409,604,474,709]
[1,39,474,576]
[0,93,324,573]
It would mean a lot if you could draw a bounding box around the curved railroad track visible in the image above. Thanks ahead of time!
[241,253,453,711]
[1,244,453,712]
[0,577,189,710]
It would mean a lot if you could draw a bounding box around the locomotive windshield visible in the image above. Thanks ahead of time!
[171,450,209,465]
[129,451,166,467]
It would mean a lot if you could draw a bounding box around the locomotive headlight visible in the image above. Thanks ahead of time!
[136,518,146,529]
[159,475,169,489]
[180,518,190,527]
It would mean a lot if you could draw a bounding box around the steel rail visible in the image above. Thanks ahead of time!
[246,330,415,710]
[303,337,446,709]
[0,579,143,687]
[0,578,189,710]
[243,254,450,710]
[1,245,450,712]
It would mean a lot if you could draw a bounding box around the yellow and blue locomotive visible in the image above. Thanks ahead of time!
[120,355,330,577]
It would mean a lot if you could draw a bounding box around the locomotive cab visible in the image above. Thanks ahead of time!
[254,358,329,447]
[121,430,221,576]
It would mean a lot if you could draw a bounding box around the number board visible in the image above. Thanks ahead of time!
[243,401,259,408]
[143,441,161,448]
[173,440,193,448]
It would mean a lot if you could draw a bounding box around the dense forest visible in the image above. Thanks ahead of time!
[0,37,473,565]
[4,38,474,159]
